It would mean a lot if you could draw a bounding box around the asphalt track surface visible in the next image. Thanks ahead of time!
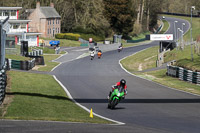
[1,17,200,133]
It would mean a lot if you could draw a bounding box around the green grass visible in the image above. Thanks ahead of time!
[120,46,158,72]
[35,47,55,54]
[59,39,81,47]
[42,38,81,47]
[136,69,200,95]
[5,54,30,61]
[1,71,112,124]
[160,19,170,34]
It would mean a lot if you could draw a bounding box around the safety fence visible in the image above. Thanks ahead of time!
[126,38,146,43]
[0,64,7,105]
[7,58,35,71]
[167,65,200,84]
[79,38,89,46]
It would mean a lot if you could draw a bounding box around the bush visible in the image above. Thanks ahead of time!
[80,34,105,42]
[55,33,80,41]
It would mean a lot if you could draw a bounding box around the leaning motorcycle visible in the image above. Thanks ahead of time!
[108,86,125,109]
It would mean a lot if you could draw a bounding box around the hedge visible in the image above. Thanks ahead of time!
[55,33,80,41]
[55,33,105,42]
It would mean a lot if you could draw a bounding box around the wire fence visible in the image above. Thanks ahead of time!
[0,17,9,105]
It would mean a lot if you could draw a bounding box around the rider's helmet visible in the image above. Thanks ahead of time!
[120,79,126,87]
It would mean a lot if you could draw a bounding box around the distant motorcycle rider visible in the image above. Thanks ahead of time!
[108,79,127,99]
[90,50,95,60]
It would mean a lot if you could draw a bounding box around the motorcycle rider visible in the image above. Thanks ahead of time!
[118,45,123,52]
[108,79,127,99]
[97,50,102,58]
[90,50,95,59]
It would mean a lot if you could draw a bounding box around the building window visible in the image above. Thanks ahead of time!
[11,10,16,16]
[0,11,2,16]
[21,24,26,29]
[56,28,57,33]
[53,19,54,25]
[50,29,51,34]
[13,23,20,29]
[58,28,59,33]
[48,20,49,25]
[50,20,51,25]
[3,11,9,16]
[48,29,49,34]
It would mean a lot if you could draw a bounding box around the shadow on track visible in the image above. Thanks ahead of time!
[6,92,200,104]
[74,98,200,103]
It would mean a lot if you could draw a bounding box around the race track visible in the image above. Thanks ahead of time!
[51,17,200,133]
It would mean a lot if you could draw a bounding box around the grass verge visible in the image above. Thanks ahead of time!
[0,71,112,124]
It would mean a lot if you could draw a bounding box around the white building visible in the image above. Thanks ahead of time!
[0,7,42,47]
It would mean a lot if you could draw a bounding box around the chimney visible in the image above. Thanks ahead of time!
[50,3,54,8]
[36,2,40,8]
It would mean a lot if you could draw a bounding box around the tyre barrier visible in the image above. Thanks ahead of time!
[28,56,45,65]
[167,65,200,84]
[8,58,35,71]
[0,65,7,105]
[28,49,43,56]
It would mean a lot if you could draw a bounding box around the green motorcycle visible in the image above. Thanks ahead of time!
[108,86,125,109]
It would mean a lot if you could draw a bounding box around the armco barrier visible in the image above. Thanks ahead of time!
[167,64,200,85]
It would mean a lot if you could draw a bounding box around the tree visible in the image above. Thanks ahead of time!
[104,0,136,38]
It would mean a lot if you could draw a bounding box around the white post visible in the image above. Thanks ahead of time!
[174,21,178,42]
[191,6,195,61]
[182,23,185,35]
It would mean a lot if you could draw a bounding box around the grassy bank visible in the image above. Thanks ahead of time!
[136,69,200,95]
[0,71,112,124]
[160,19,170,34]
[120,46,158,72]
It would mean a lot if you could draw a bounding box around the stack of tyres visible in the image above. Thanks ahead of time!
[0,69,7,105]
[20,61,29,70]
